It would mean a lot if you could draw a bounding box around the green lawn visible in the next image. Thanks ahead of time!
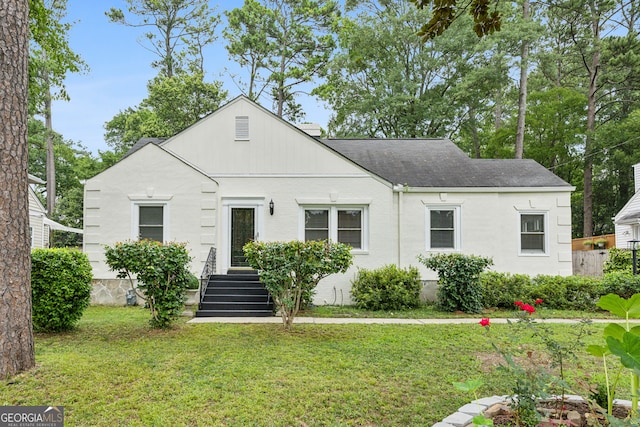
[303,303,616,319]
[0,307,616,427]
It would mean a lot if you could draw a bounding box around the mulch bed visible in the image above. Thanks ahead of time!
[490,400,631,427]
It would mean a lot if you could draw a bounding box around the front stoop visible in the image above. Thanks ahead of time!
[196,271,274,317]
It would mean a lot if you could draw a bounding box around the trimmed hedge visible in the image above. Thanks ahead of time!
[351,265,422,311]
[31,248,93,332]
[479,271,639,311]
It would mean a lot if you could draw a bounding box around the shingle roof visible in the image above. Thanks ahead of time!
[320,138,571,188]
[122,137,167,159]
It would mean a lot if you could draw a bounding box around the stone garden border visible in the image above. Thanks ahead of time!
[432,395,633,427]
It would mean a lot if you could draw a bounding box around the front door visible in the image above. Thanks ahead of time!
[230,207,255,267]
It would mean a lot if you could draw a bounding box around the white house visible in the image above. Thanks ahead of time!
[614,163,640,248]
[84,96,574,305]
[29,174,84,248]
[28,174,50,248]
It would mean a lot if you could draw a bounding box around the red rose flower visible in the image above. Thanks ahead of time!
[535,299,543,305]
[479,318,491,327]
[515,301,524,307]
[521,304,535,314]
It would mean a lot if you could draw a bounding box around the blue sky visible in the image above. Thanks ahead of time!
[50,0,332,154]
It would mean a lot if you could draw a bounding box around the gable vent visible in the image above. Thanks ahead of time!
[235,116,249,140]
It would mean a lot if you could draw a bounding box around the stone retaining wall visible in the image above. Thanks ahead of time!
[90,279,199,306]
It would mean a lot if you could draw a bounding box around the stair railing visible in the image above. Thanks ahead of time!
[200,246,216,302]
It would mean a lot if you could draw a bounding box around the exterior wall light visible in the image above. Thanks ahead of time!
[269,199,274,216]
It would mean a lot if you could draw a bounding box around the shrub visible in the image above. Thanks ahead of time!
[186,272,200,290]
[479,271,531,309]
[243,240,353,329]
[31,248,93,332]
[480,272,606,311]
[418,253,493,313]
[104,240,192,329]
[529,275,602,311]
[351,265,422,311]
[603,248,633,274]
[601,272,640,299]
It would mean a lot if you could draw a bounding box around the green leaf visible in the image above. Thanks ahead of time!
[586,344,609,357]
[597,294,640,319]
[453,379,483,393]
[606,332,640,372]
[604,323,627,340]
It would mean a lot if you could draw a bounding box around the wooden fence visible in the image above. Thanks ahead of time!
[572,249,609,277]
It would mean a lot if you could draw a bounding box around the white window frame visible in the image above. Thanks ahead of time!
[425,205,461,251]
[131,202,169,242]
[518,211,549,256]
[299,205,369,253]
[221,198,265,271]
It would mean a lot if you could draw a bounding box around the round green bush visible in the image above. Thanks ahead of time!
[31,248,93,332]
[186,272,200,289]
[351,264,422,311]
[419,253,493,313]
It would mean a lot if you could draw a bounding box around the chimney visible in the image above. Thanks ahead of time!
[635,163,640,193]
[296,123,322,137]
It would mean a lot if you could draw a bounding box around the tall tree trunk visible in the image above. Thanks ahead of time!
[45,65,56,217]
[468,105,481,158]
[583,2,601,238]
[515,0,530,159]
[0,0,35,379]
[495,88,503,130]
[276,54,286,117]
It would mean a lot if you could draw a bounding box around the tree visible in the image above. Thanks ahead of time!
[243,240,352,330]
[224,0,275,101]
[28,117,101,246]
[104,73,227,156]
[29,0,86,216]
[224,0,339,121]
[104,240,192,329]
[544,0,640,237]
[316,1,482,138]
[0,0,34,379]
[410,0,502,40]
[106,0,220,77]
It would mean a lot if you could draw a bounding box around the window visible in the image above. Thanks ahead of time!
[235,115,249,140]
[338,209,362,248]
[520,213,547,255]
[302,207,366,250]
[138,205,164,242]
[426,206,460,250]
[305,209,329,241]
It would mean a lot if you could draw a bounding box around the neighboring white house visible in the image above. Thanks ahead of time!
[29,174,83,248]
[614,163,640,248]
[83,96,574,304]
[29,174,50,248]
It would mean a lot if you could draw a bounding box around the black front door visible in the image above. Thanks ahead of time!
[230,207,255,267]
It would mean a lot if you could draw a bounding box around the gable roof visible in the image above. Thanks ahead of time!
[321,138,572,188]
[122,137,166,159]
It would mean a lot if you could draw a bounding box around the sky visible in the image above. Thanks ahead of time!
[50,0,333,154]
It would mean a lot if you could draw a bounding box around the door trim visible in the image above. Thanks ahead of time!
[221,198,264,273]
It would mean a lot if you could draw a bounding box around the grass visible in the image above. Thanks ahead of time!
[0,306,621,427]
[302,303,616,319]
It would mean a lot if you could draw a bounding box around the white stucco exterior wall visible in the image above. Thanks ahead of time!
[84,144,219,279]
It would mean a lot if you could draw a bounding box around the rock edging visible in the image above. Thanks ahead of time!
[432,395,633,427]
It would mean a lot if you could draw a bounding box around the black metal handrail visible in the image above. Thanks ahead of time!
[200,246,216,302]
